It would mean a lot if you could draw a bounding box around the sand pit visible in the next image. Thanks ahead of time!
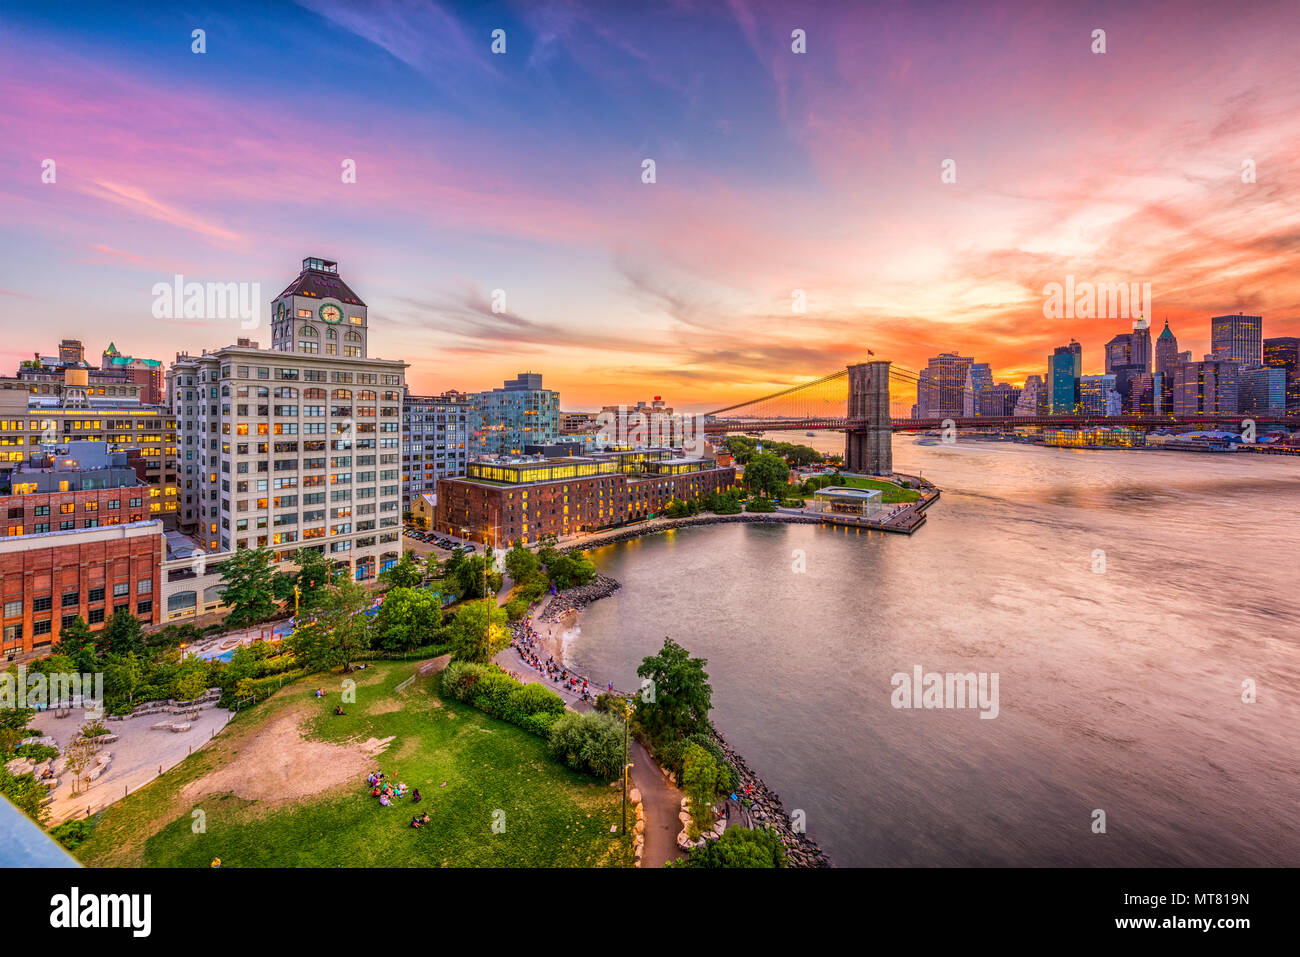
[182,705,393,806]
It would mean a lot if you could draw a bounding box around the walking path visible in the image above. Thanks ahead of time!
[493,606,683,867]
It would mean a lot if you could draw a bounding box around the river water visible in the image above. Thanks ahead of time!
[563,433,1300,866]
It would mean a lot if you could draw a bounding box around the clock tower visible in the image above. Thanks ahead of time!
[270,257,369,358]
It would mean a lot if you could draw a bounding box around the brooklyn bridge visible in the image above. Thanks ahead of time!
[703,361,1296,476]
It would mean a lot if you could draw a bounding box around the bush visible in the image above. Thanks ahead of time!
[50,818,96,851]
[15,743,59,763]
[547,711,625,780]
[670,825,787,868]
[504,598,529,622]
[441,661,566,737]
[744,498,776,513]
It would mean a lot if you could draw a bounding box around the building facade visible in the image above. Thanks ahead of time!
[166,258,407,582]
[435,449,736,546]
[1210,314,1263,366]
[402,389,471,510]
[1173,359,1239,416]
[1263,337,1300,412]
[1237,366,1287,415]
[470,372,559,456]
[1048,341,1082,413]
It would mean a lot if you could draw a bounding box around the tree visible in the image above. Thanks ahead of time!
[504,544,541,583]
[314,578,374,671]
[173,662,209,702]
[56,616,98,671]
[104,652,144,706]
[635,638,713,746]
[547,711,625,779]
[451,554,503,600]
[374,587,442,651]
[681,742,723,839]
[378,550,424,590]
[102,609,145,657]
[220,548,289,628]
[743,451,789,499]
[292,548,340,613]
[446,599,509,663]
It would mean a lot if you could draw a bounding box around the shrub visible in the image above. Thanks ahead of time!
[547,711,625,779]
[15,743,59,763]
[50,818,96,851]
[744,498,776,513]
[507,682,566,719]
[670,825,787,868]
[504,598,529,622]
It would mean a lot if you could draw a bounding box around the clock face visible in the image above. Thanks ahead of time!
[319,303,342,323]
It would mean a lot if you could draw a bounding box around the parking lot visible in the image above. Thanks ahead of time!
[401,526,477,560]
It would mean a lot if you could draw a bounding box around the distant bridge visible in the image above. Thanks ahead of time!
[704,362,1297,474]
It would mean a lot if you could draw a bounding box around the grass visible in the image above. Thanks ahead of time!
[800,476,921,504]
[73,662,632,868]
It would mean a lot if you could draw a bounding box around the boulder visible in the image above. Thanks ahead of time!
[628,788,641,805]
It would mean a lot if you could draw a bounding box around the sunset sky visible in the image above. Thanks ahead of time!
[2,0,1298,411]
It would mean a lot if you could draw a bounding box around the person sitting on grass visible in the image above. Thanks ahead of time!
[334,705,345,715]
[379,793,391,806]
[420,812,430,825]
[410,815,423,829]
[411,788,421,803]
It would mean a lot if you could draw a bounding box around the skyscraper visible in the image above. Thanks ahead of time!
[1237,367,1286,415]
[470,372,560,456]
[1048,340,1082,413]
[963,362,993,416]
[1210,314,1263,366]
[1079,374,1119,415]
[1173,360,1238,416]
[917,353,972,418]
[1155,319,1180,413]
[1263,337,1300,412]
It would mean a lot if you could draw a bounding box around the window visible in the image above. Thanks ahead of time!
[137,579,153,594]
[2,600,20,619]
[33,619,51,636]
[62,592,79,608]
[61,614,78,630]
[112,582,130,598]
[33,595,52,612]
[136,600,153,616]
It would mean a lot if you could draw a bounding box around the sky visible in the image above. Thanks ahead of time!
[2,0,1298,411]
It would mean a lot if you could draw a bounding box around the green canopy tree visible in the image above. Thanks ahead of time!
[312,578,374,672]
[102,609,145,657]
[446,599,509,663]
[742,451,789,499]
[635,638,714,745]
[55,616,98,672]
[378,550,424,590]
[220,547,290,628]
[374,587,442,651]
[291,548,341,614]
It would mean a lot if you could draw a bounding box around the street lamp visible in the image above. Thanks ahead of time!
[622,696,636,837]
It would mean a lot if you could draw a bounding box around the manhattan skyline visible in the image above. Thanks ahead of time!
[3,0,1299,408]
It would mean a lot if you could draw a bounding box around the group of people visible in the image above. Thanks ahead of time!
[367,770,420,808]
[508,620,616,703]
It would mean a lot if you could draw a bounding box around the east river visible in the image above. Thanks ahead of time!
[562,434,1300,866]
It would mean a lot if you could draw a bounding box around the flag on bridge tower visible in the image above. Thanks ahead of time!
[867,349,875,356]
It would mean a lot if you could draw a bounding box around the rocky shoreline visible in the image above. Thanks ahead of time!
[538,570,833,868]
[538,574,621,621]
[711,730,832,867]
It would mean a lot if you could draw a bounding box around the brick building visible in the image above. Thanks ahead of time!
[0,443,163,656]
[435,448,736,546]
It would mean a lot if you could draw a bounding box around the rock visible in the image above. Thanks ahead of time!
[676,830,692,850]
[635,820,645,835]
[628,788,641,805]
[678,810,690,824]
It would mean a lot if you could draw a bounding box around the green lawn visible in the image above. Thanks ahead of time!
[74,662,631,868]
[801,476,921,504]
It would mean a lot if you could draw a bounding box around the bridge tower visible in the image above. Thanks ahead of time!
[845,360,892,475]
